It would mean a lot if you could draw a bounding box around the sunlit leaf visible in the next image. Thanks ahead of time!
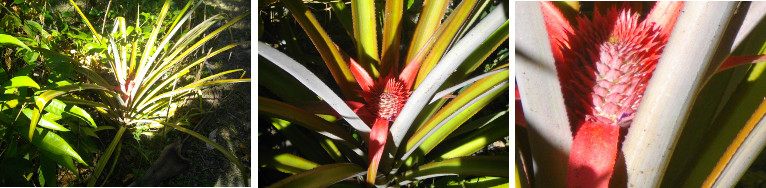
[5,76,40,89]
[0,34,31,51]
[267,163,365,188]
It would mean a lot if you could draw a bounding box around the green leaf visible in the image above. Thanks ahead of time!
[22,108,70,132]
[351,0,380,77]
[0,34,31,51]
[380,0,403,76]
[262,153,320,174]
[29,83,110,140]
[269,117,335,164]
[27,127,87,165]
[389,4,508,155]
[267,163,365,188]
[396,156,508,185]
[282,0,360,100]
[415,0,481,87]
[5,76,40,89]
[404,0,449,64]
[68,0,102,44]
[401,67,508,167]
[1,14,22,29]
[43,98,98,128]
[22,50,39,64]
[40,150,77,176]
[25,20,50,38]
[428,111,508,161]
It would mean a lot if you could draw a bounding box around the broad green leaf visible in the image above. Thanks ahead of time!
[22,108,70,132]
[27,127,87,165]
[351,0,380,77]
[24,20,50,39]
[29,83,110,139]
[42,98,98,128]
[21,50,39,64]
[263,153,320,174]
[282,0,359,100]
[267,163,365,188]
[0,34,30,51]
[5,76,40,89]
[395,156,508,186]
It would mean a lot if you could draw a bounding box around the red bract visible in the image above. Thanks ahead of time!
[541,2,683,187]
[348,56,421,185]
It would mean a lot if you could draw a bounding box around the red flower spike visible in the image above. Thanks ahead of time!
[541,2,683,187]
[347,49,422,186]
[568,121,619,188]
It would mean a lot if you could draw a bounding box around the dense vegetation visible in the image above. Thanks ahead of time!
[0,0,250,186]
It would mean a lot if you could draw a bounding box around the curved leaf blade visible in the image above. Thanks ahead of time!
[22,108,70,132]
[29,83,111,139]
[0,34,31,51]
[262,153,320,174]
[267,163,365,188]
[259,97,364,152]
[396,156,508,186]
[281,0,359,99]
[6,76,39,89]
[29,128,87,165]
[258,42,371,136]
[351,0,380,77]
[389,2,508,149]
[428,111,509,161]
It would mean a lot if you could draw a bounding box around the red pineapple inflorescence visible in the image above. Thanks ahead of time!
[541,2,683,187]
[347,53,422,186]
